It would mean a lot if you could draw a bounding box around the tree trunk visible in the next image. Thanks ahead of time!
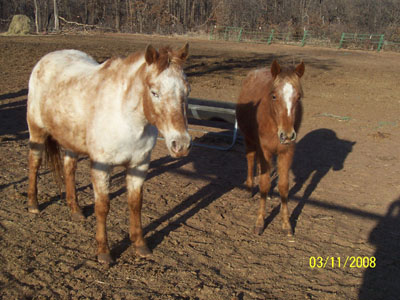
[43,0,49,31]
[88,0,96,25]
[53,0,59,31]
[34,0,40,33]
[84,0,88,24]
[114,0,121,32]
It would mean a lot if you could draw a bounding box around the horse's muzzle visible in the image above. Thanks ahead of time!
[168,135,192,158]
[278,129,297,145]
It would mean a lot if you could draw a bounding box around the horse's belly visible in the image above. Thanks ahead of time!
[39,99,89,153]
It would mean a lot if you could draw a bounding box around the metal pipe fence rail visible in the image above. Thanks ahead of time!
[186,98,239,151]
[157,97,240,151]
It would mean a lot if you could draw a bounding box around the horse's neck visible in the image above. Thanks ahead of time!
[258,96,276,128]
[99,56,149,125]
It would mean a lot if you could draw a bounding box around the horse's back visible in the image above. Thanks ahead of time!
[35,49,98,69]
[29,49,98,88]
[27,50,101,152]
[237,68,272,105]
[236,68,272,145]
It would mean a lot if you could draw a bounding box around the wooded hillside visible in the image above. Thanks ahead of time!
[1,0,400,39]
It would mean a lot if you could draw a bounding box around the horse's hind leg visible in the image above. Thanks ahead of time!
[64,151,84,221]
[27,122,47,214]
[277,150,294,236]
[28,143,44,213]
[254,150,272,235]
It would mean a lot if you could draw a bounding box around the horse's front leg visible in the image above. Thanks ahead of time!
[277,149,294,236]
[126,157,151,257]
[91,162,112,264]
[254,150,272,235]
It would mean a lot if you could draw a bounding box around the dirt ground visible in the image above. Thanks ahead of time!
[0,33,399,300]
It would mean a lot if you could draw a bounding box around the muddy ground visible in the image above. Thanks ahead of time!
[0,33,399,300]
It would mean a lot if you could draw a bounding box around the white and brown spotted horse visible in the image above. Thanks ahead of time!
[26,44,191,264]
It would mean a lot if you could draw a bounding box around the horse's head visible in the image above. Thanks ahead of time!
[142,43,191,158]
[269,60,305,145]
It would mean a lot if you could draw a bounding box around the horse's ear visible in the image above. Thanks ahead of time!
[295,61,305,78]
[145,45,159,65]
[270,60,281,79]
[177,42,189,61]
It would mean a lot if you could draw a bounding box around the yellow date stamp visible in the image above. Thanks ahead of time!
[309,256,376,269]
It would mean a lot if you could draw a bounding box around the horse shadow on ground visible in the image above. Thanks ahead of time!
[359,196,400,300]
[0,89,29,141]
[288,128,355,232]
[111,128,356,258]
[110,134,248,260]
[185,53,336,78]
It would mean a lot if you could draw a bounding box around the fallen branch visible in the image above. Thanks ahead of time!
[58,16,109,31]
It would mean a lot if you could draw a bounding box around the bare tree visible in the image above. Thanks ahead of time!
[114,0,121,32]
[33,0,39,33]
[1,0,400,39]
[53,0,59,31]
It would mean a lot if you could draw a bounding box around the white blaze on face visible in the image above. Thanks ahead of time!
[151,67,189,143]
[156,68,187,110]
[282,82,294,117]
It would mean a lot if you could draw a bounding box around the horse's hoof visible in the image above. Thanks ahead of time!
[97,253,114,264]
[71,211,85,222]
[245,186,253,197]
[28,205,40,214]
[283,228,294,237]
[135,245,152,257]
[254,225,263,235]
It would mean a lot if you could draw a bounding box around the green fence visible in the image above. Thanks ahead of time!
[209,26,398,52]
[209,26,242,42]
[209,26,308,46]
[338,33,385,51]
[382,40,400,51]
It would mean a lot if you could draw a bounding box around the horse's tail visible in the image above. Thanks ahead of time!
[44,136,63,193]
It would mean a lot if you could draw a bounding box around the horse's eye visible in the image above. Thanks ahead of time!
[151,90,159,98]
[272,94,277,101]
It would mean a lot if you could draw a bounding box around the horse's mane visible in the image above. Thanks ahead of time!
[104,46,185,75]
[156,46,186,72]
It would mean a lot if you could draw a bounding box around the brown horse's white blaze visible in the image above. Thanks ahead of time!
[26,44,191,264]
[236,60,305,236]
[270,60,304,145]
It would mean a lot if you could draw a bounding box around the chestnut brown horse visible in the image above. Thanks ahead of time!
[27,44,191,264]
[236,60,305,236]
